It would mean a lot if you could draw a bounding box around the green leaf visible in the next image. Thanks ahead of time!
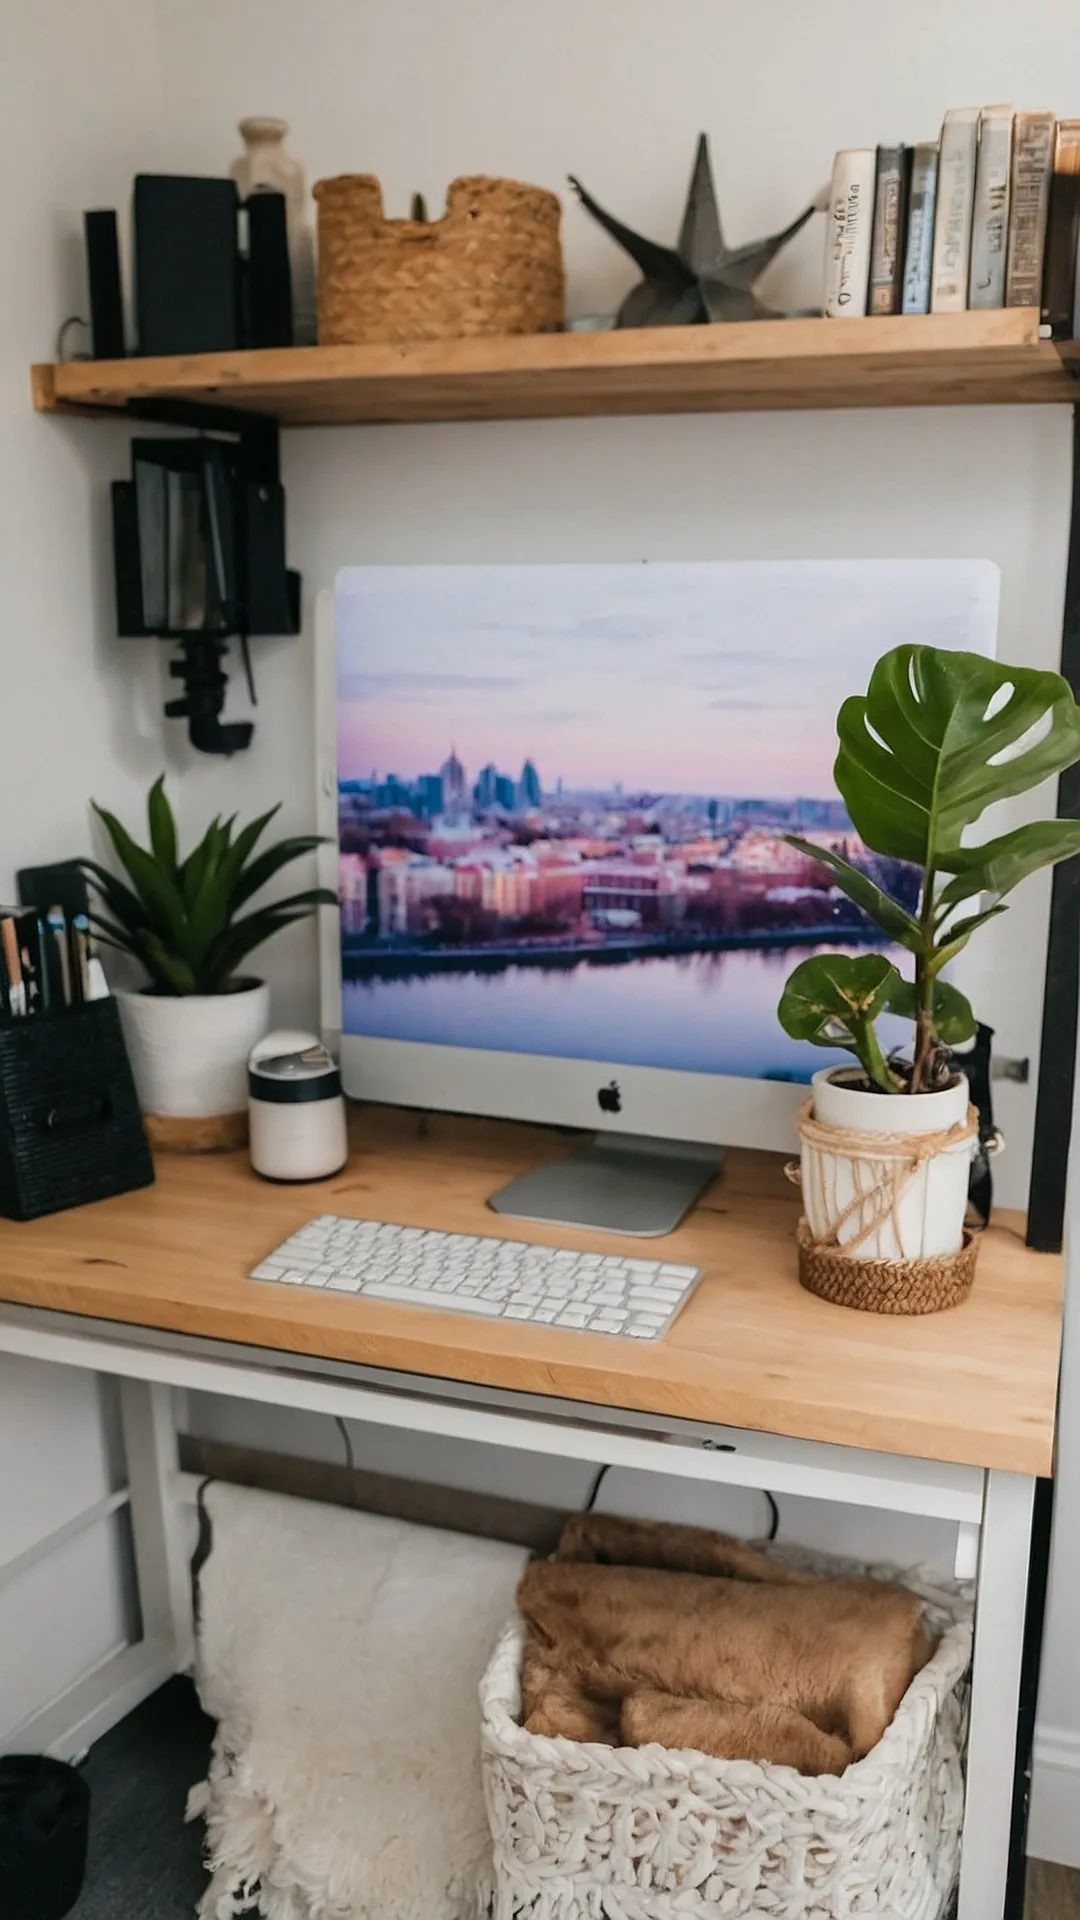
[936,820,1080,910]
[135,931,197,995]
[146,775,178,876]
[886,975,977,1046]
[835,645,1080,872]
[197,909,313,991]
[78,859,150,938]
[784,837,922,951]
[214,805,281,907]
[230,835,327,913]
[778,952,903,1092]
[90,804,190,952]
[927,902,1008,976]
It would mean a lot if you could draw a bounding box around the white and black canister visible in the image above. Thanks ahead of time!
[248,1030,348,1181]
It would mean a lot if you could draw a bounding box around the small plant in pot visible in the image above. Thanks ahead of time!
[82,777,333,1150]
[777,644,1080,1312]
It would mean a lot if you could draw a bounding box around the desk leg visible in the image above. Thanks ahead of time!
[957,1470,1036,1920]
[119,1379,195,1673]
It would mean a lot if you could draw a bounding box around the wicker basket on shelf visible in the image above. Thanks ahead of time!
[313,173,565,346]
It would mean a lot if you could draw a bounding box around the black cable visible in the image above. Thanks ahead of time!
[335,1414,356,1476]
[584,1463,611,1512]
[764,1491,780,1541]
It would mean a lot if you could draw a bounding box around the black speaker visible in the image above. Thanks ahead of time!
[83,210,126,359]
[245,190,293,348]
[133,175,241,355]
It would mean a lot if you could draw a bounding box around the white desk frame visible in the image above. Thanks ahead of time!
[0,1302,1036,1920]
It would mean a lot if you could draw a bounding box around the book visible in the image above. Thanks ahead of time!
[931,108,980,311]
[869,145,910,314]
[1005,109,1055,307]
[901,143,939,313]
[824,149,876,317]
[968,106,1014,308]
[1043,120,1080,335]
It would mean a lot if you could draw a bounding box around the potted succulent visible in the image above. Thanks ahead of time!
[82,777,333,1148]
[777,643,1080,1308]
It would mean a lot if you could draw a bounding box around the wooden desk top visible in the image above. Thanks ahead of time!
[0,1109,1062,1476]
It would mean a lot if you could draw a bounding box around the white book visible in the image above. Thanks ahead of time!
[823,149,876,317]
[931,107,980,311]
[968,106,1014,308]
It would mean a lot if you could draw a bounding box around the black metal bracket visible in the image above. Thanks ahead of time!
[111,397,299,755]
[1027,402,1080,1251]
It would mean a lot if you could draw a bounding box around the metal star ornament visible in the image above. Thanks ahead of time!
[569,133,824,326]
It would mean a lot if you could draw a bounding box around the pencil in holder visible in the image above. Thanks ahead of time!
[0,999,154,1221]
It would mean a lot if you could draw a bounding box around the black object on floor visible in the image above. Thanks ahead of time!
[68,1677,213,1920]
[0,1754,89,1919]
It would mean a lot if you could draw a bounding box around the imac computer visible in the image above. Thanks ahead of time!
[315,561,999,1235]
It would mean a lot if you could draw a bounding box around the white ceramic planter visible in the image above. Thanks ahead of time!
[116,981,271,1118]
[802,1067,974,1263]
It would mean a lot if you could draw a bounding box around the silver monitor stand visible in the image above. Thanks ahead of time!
[488,1133,724,1238]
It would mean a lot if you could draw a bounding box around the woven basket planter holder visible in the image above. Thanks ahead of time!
[792,1099,980,1316]
[313,172,565,345]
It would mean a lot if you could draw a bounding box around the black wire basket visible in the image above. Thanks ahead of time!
[0,998,154,1220]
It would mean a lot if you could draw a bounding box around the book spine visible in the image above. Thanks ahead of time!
[823,149,876,317]
[901,143,939,313]
[968,107,1014,308]
[1043,120,1080,335]
[1005,110,1056,307]
[931,109,980,311]
[868,145,909,315]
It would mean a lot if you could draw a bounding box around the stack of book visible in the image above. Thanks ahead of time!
[824,109,1080,333]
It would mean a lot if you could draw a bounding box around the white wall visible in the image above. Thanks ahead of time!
[4,0,1080,1860]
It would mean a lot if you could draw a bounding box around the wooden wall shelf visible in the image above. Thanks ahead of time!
[31,309,1077,428]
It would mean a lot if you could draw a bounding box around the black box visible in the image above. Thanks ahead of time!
[0,999,154,1221]
[134,174,241,355]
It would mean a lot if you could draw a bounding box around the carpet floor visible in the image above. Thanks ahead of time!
[61,1676,1080,1919]
[69,1677,212,1919]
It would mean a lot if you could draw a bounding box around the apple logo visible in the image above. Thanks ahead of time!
[597,1080,622,1114]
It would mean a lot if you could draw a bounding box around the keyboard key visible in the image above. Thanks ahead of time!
[364,1283,504,1315]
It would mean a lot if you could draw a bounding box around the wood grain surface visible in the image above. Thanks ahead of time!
[0,1108,1061,1474]
[31,310,1073,426]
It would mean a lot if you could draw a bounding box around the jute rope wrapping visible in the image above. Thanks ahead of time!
[481,1549,972,1920]
[790,1099,980,1315]
[314,174,565,345]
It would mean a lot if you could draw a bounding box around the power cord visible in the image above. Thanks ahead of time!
[764,1491,780,1541]
[584,1463,611,1512]
[335,1414,356,1476]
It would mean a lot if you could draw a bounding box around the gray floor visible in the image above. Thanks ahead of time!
[69,1678,212,1919]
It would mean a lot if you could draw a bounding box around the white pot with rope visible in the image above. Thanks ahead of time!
[800,1066,977,1264]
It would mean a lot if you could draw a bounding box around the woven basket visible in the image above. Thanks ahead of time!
[481,1552,972,1920]
[797,1220,979,1315]
[313,173,565,345]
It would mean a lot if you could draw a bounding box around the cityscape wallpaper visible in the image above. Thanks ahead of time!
[336,561,999,1080]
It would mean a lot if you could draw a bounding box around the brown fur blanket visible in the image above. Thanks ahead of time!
[518,1514,933,1776]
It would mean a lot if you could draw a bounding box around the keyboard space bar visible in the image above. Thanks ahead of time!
[362,1282,501,1315]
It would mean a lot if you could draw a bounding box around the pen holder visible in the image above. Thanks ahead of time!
[0,1000,154,1221]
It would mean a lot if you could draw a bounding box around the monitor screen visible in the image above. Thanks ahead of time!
[334,561,999,1087]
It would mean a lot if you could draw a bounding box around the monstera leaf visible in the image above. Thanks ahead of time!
[835,646,1080,874]
[778,952,903,1092]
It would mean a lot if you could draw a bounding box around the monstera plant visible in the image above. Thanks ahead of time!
[778,645,1080,1095]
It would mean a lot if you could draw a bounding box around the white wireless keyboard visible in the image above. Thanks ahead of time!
[249,1215,702,1340]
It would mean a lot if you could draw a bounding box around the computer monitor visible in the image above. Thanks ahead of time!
[316,561,999,1234]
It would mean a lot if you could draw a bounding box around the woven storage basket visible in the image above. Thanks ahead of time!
[313,173,565,345]
[480,1552,972,1920]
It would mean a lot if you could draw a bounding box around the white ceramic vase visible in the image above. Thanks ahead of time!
[801,1066,974,1263]
[116,981,271,1119]
[231,115,317,343]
